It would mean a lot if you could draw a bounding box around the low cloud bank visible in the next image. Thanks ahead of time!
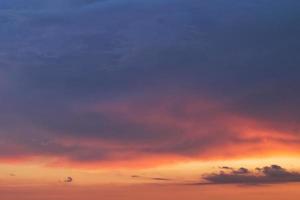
[203,165,300,185]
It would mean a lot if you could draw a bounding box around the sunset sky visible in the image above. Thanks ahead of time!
[1,0,300,199]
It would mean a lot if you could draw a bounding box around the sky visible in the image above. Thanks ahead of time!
[1,0,300,199]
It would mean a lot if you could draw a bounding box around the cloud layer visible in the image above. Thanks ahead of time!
[1,0,300,167]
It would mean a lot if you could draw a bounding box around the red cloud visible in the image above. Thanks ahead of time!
[1,93,300,169]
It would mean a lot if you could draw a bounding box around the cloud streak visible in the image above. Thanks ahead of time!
[131,175,171,182]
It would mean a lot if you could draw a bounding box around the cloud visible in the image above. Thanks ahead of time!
[131,175,140,178]
[0,93,300,167]
[64,177,73,183]
[131,175,171,181]
[0,0,300,167]
[203,165,300,185]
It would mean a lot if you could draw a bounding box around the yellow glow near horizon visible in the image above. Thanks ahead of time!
[1,156,300,186]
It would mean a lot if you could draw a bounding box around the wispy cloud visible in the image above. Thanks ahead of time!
[131,175,171,181]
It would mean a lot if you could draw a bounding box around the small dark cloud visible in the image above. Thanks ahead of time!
[64,177,73,183]
[131,175,140,178]
[218,166,249,175]
[233,167,249,175]
[203,165,300,185]
[131,175,171,181]
[151,177,171,181]
[9,173,16,177]
[219,166,233,170]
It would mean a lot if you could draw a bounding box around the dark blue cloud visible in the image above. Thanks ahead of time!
[1,0,300,162]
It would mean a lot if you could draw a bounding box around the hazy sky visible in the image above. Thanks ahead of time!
[1,0,300,199]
